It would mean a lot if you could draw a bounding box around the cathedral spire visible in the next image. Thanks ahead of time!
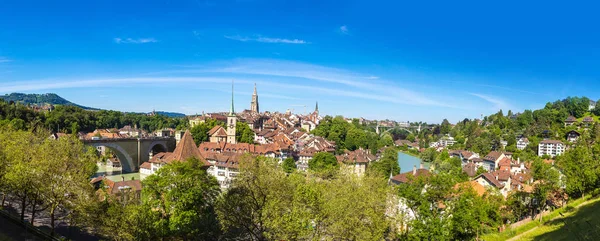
[315,101,319,112]
[251,83,259,113]
[229,80,235,116]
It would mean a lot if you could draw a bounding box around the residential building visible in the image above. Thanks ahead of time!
[564,116,577,126]
[590,100,596,111]
[516,137,529,150]
[336,149,377,176]
[482,151,505,171]
[582,116,594,127]
[538,140,565,157]
[565,130,580,143]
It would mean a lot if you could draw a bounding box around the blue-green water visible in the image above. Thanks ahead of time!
[397,152,429,173]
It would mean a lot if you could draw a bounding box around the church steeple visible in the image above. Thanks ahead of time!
[226,81,237,144]
[229,81,235,116]
[251,83,259,113]
[315,101,319,113]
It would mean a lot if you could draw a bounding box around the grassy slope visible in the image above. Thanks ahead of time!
[515,197,600,241]
[481,196,593,241]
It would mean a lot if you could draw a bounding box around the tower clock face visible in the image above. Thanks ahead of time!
[229,124,234,129]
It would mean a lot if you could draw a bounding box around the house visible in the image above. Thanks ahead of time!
[336,149,377,176]
[154,129,174,137]
[438,135,456,147]
[482,151,505,171]
[390,164,430,185]
[565,130,581,143]
[538,140,565,157]
[208,126,228,143]
[564,116,577,126]
[516,137,529,150]
[204,152,244,189]
[582,116,594,127]
[474,173,504,190]
[93,177,142,202]
[188,115,207,127]
[118,125,142,137]
[589,100,596,111]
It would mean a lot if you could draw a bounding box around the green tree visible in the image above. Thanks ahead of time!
[558,145,598,198]
[142,157,222,240]
[308,152,339,173]
[38,136,98,236]
[440,119,451,135]
[281,157,297,174]
[369,147,400,178]
[236,122,255,144]
[190,119,223,145]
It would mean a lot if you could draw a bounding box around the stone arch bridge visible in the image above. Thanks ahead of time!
[83,137,176,172]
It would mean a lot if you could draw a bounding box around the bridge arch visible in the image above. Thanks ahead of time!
[88,142,136,172]
[148,141,168,157]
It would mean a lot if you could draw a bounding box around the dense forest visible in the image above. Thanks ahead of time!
[0,99,189,134]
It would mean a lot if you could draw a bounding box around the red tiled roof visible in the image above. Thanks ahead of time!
[391,169,431,184]
[484,151,502,161]
[476,173,504,188]
[140,161,151,169]
[565,116,577,122]
[462,162,477,177]
[336,149,376,164]
[208,126,227,137]
[150,130,210,167]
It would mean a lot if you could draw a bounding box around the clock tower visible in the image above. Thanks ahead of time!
[226,81,237,144]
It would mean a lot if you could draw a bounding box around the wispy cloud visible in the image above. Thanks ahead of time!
[470,93,512,111]
[114,37,158,44]
[224,35,308,44]
[338,25,349,35]
[161,59,456,108]
[0,57,12,63]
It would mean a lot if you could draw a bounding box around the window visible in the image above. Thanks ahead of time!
[218,171,225,176]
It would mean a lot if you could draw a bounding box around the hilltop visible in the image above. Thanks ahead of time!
[0,93,185,117]
[0,93,98,110]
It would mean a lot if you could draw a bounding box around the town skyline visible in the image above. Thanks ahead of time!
[2,1,600,123]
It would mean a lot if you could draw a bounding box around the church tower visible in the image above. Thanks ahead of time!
[251,83,259,113]
[227,81,237,144]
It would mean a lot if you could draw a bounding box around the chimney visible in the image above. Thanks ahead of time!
[420,163,424,169]
[413,165,417,175]
[495,175,498,180]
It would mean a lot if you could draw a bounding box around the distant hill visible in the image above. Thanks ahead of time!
[0,93,187,117]
[153,111,186,118]
[0,93,99,110]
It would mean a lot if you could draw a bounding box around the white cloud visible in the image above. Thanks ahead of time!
[158,59,456,108]
[470,93,512,111]
[338,25,349,35]
[114,37,158,44]
[0,57,12,63]
[224,35,308,44]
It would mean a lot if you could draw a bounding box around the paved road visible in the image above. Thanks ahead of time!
[0,214,44,241]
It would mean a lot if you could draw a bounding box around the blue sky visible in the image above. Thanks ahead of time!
[1,0,599,123]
